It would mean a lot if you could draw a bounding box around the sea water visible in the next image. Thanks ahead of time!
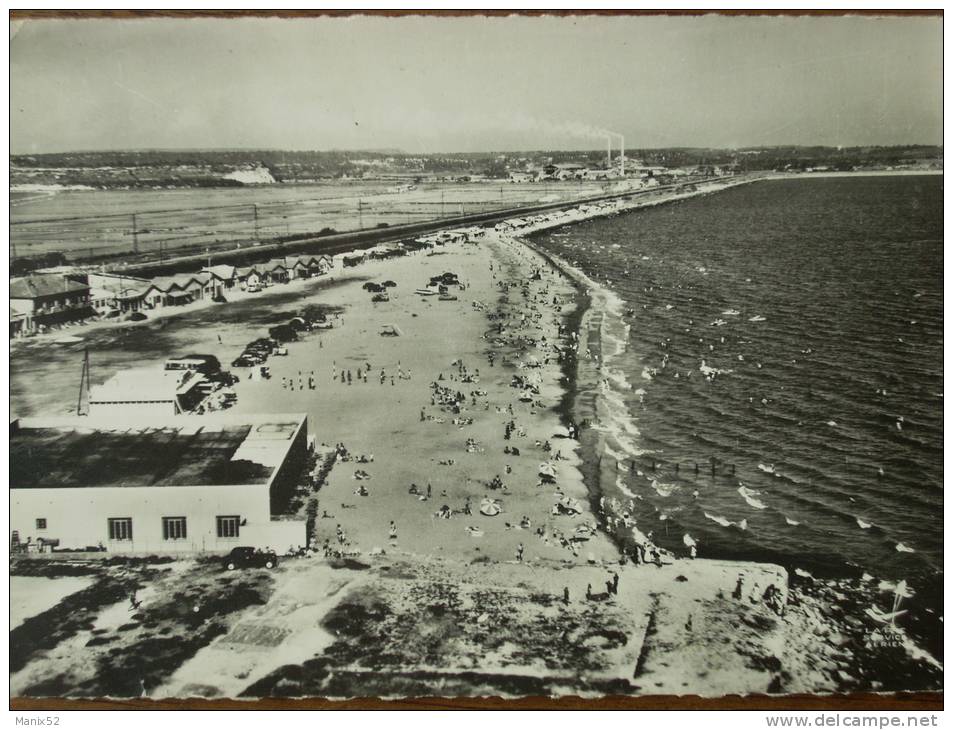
[533,175,942,599]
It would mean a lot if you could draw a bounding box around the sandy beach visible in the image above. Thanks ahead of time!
[224,231,618,566]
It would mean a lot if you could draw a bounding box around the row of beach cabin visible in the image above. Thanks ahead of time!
[12,226,487,337]
[91,253,334,316]
[11,254,334,336]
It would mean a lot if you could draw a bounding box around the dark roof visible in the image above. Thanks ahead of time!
[148,274,204,292]
[10,275,89,300]
[11,425,273,489]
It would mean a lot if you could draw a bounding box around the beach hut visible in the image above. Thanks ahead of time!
[279,256,309,279]
[293,255,326,277]
[143,275,205,308]
[236,265,262,291]
[201,264,237,291]
[262,259,291,284]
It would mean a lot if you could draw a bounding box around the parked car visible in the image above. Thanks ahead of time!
[222,546,279,571]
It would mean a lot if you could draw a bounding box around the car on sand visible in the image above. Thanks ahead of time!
[223,546,279,571]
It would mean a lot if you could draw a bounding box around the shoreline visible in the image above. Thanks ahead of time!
[493,175,762,560]
[496,178,943,689]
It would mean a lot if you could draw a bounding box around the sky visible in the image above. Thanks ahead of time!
[9,13,944,154]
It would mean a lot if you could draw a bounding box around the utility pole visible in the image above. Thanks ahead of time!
[77,347,90,416]
[357,199,363,230]
[131,213,140,255]
[253,204,260,241]
[440,191,445,219]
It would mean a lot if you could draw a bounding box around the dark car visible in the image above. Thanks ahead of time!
[223,546,279,571]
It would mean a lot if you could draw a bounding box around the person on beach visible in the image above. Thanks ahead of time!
[586,584,592,600]
[389,521,397,540]
[563,587,570,605]
[516,543,524,562]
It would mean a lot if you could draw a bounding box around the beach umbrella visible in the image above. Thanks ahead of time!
[479,499,501,517]
[682,533,697,547]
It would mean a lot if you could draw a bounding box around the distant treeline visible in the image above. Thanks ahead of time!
[10,145,942,188]
[11,251,68,277]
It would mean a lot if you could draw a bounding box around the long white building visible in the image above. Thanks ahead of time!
[10,413,309,554]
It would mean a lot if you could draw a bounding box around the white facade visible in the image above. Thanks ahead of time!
[10,414,308,554]
[13,482,273,554]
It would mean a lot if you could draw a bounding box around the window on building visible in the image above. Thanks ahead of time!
[162,516,187,540]
[108,518,133,541]
[216,515,241,539]
[36,518,47,530]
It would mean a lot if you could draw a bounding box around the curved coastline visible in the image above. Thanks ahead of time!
[504,177,943,690]
[504,177,766,559]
